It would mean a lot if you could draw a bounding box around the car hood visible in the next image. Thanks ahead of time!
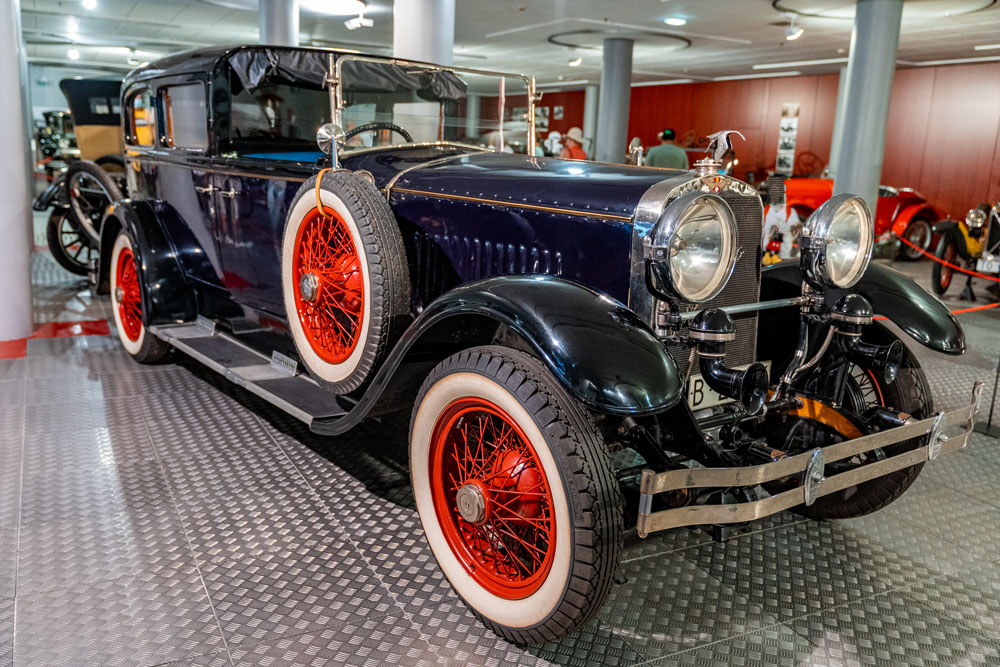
[342,146,687,221]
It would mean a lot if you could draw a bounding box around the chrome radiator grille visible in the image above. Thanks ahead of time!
[668,190,763,376]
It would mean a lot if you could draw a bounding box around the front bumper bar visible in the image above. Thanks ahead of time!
[636,382,984,538]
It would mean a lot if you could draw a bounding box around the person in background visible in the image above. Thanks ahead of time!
[644,128,689,169]
[560,127,587,160]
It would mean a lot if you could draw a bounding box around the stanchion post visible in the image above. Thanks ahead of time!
[974,355,1000,438]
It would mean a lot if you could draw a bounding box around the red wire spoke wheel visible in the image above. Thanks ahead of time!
[281,171,409,394]
[429,397,556,599]
[940,241,956,290]
[115,244,143,343]
[410,346,622,643]
[109,231,168,363]
[291,207,365,364]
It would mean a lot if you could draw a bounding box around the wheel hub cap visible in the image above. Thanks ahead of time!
[299,272,320,302]
[114,286,123,302]
[456,483,487,523]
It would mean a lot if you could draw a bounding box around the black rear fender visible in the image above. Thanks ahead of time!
[99,201,196,325]
[931,220,972,261]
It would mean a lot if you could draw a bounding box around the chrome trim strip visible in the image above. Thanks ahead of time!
[391,187,634,222]
[677,296,810,320]
[636,381,983,536]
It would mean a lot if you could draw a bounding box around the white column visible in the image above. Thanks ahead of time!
[260,0,299,47]
[595,38,633,164]
[832,0,903,214]
[0,0,33,341]
[583,84,599,159]
[827,66,849,179]
[465,94,480,138]
[393,0,455,65]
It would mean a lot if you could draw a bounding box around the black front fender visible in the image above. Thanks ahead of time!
[100,200,196,326]
[761,262,965,355]
[932,220,972,261]
[311,276,683,435]
[32,175,65,211]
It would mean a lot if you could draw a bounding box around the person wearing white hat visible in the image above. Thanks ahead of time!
[560,127,587,160]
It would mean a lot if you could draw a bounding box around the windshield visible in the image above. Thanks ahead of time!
[337,58,535,155]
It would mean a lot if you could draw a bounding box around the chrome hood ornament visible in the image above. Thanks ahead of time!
[694,130,745,176]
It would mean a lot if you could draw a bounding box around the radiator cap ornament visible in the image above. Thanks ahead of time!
[694,130,745,176]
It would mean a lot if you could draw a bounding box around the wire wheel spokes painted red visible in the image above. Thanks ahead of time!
[430,398,556,599]
[115,246,142,342]
[292,207,365,364]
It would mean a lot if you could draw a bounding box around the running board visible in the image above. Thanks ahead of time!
[149,319,350,427]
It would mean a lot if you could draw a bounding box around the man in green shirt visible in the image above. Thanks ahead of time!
[644,128,690,169]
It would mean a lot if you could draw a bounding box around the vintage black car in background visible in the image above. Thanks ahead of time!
[96,45,980,643]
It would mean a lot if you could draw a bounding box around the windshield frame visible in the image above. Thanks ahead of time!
[327,53,536,163]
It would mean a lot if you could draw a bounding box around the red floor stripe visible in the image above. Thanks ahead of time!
[0,338,28,360]
[31,320,111,339]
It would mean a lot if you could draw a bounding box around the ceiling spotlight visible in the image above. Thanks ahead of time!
[67,48,80,60]
[344,11,373,29]
[67,16,78,35]
[568,57,582,67]
[664,17,687,26]
[82,0,97,9]
[785,14,803,40]
[301,0,365,15]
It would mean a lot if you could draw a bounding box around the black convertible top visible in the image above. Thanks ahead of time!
[124,45,467,102]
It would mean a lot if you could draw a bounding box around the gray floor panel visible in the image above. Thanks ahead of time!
[9,244,1000,665]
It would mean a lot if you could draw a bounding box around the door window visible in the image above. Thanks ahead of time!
[127,89,155,146]
[161,83,208,150]
[226,71,327,160]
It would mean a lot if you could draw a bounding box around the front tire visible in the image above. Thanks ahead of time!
[931,236,957,296]
[47,208,95,276]
[794,333,931,520]
[109,232,169,363]
[410,346,622,643]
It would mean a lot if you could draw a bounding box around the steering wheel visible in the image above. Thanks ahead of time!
[344,121,413,143]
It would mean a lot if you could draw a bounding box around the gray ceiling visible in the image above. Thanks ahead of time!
[20,0,1000,86]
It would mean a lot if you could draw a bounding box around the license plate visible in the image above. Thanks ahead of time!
[976,258,999,274]
[687,361,772,410]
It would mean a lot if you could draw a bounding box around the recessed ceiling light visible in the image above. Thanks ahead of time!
[975,43,1000,51]
[81,0,97,9]
[67,17,78,34]
[67,48,80,60]
[631,79,694,87]
[664,17,687,26]
[300,0,365,15]
[786,26,804,40]
[568,57,582,67]
[754,57,847,69]
[714,71,800,81]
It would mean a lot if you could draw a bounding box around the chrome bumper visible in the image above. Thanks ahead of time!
[636,382,984,538]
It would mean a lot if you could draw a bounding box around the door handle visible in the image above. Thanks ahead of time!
[194,185,215,194]
[220,189,237,198]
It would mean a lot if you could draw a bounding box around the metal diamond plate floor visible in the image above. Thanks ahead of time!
[4,238,1000,666]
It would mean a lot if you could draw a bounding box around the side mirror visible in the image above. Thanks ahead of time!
[316,123,346,155]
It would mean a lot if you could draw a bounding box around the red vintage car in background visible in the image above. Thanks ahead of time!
[784,178,943,261]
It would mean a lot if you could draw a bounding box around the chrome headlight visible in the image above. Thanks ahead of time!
[967,208,987,230]
[800,194,873,289]
[645,192,738,303]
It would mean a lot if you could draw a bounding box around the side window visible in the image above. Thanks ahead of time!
[161,83,208,150]
[226,69,327,159]
[127,89,155,146]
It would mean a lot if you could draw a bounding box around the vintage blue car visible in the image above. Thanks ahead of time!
[98,45,980,643]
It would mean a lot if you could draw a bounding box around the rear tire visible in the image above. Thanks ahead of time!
[931,236,957,296]
[65,159,124,244]
[410,346,622,643]
[899,216,932,261]
[110,232,169,363]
